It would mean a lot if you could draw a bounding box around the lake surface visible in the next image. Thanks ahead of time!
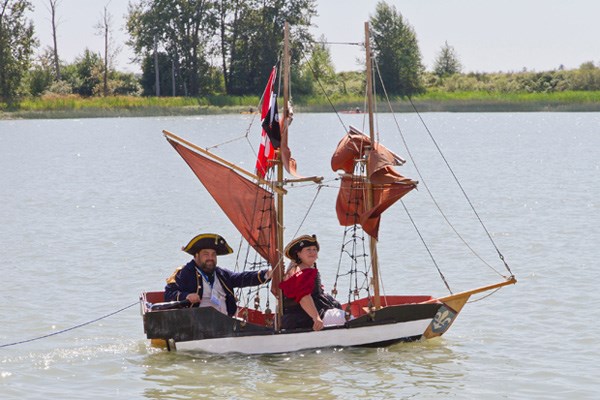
[0,112,598,399]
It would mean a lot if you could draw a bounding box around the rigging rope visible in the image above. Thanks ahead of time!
[234,166,277,311]
[372,58,512,278]
[204,102,259,154]
[299,40,512,301]
[301,48,347,132]
[400,200,453,294]
[319,41,363,47]
[406,96,514,276]
[0,301,138,348]
[206,53,283,158]
[291,184,323,238]
[331,161,375,302]
[367,54,452,292]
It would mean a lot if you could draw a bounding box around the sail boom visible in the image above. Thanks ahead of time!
[284,176,324,184]
[163,130,287,195]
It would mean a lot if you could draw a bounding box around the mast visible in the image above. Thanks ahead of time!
[274,22,291,327]
[364,22,382,310]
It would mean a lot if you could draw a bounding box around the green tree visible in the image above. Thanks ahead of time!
[127,0,218,97]
[0,0,36,102]
[27,48,55,95]
[218,0,316,95]
[61,49,103,96]
[579,61,596,70]
[214,0,250,95]
[140,51,172,96]
[127,0,316,96]
[570,62,600,91]
[296,35,335,96]
[369,1,424,97]
[108,70,142,96]
[433,41,462,77]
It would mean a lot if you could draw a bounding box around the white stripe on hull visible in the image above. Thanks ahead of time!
[175,318,432,354]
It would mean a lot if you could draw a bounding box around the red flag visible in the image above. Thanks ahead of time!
[255,67,280,178]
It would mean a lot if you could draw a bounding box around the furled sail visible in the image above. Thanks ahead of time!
[331,127,417,239]
[167,138,278,268]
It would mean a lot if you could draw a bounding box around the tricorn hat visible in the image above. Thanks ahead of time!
[182,233,233,256]
[284,234,320,260]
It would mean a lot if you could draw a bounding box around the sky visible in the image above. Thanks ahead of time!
[28,0,600,74]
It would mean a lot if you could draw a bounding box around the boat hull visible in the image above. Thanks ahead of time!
[175,317,432,354]
[141,291,446,354]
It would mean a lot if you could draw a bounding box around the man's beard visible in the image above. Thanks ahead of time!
[200,260,215,273]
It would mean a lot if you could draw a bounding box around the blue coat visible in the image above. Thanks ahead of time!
[164,260,270,316]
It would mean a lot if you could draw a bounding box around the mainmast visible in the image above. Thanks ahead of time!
[273,21,291,327]
[364,22,382,310]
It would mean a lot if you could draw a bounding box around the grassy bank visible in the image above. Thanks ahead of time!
[2,91,600,119]
[309,90,600,112]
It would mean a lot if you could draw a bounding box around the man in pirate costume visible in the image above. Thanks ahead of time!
[164,233,272,316]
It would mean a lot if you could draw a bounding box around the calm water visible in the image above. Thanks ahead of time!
[0,112,598,399]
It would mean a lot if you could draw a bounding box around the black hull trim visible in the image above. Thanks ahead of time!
[142,301,441,343]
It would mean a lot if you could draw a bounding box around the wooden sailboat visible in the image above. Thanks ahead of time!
[140,22,516,354]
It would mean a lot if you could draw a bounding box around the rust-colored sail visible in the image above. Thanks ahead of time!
[332,128,417,239]
[368,142,414,185]
[331,128,371,174]
[168,138,278,268]
[336,176,415,239]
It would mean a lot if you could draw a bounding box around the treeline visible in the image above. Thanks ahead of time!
[424,63,600,93]
[310,66,600,102]
[1,0,319,103]
[2,0,600,109]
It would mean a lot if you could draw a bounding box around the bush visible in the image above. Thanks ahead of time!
[44,80,73,95]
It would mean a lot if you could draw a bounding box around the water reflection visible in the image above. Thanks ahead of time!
[137,339,466,399]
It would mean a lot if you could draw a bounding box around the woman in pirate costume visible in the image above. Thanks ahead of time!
[279,235,346,331]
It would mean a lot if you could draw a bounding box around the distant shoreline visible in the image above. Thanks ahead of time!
[2,92,599,119]
[1,103,598,120]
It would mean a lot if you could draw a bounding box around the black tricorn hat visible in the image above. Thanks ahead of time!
[284,234,320,260]
[182,233,233,256]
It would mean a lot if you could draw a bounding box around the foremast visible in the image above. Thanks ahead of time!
[359,23,515,316]
[364,22,382,310]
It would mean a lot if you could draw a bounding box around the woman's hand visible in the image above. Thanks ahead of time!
[299,293,323,331]
[312,317,324,331]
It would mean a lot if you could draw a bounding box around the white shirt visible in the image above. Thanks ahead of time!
[199,272,228,315]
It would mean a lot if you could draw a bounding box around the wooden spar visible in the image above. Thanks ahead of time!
[436,276,517,304]
[162,130,287,195]
[284,176,323,184]
[364,22,382,310]
[273,21,292,329]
